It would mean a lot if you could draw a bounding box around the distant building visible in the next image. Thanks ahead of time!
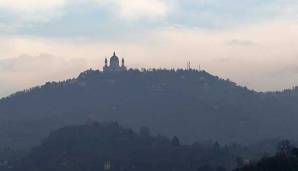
[103,52,127,72]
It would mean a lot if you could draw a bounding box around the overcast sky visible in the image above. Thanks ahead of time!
[0,0,298,97]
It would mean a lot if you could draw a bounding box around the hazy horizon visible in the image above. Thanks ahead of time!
[1,0,298,97]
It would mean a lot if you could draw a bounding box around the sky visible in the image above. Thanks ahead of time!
[1,0,298,97]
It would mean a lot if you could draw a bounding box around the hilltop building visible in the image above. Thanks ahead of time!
[103,52,127,72]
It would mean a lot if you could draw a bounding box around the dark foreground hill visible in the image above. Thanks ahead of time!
[7,122,250,171]
[0,69,298,148]
[235,141,298,171]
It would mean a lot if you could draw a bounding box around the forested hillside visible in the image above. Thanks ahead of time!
[6,122,255,171]
[0,69,297,148]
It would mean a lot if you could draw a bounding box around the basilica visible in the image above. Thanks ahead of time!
[103,52,127,72]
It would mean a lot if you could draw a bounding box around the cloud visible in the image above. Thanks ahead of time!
[0,0,66,12]
[0,0,67,32]
[1,0,298,96]
[95,0,170,20]
[0,0,298,36]
[0,0,171,34]
[166,0,298,29]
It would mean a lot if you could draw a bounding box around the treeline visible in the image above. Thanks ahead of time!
[0,122,277,171]
[236,140,298,171]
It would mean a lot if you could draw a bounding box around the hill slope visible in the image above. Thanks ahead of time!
[10,122,245,171]
[0,69,297,148]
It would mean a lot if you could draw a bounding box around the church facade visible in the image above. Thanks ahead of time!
[103,52,127,72]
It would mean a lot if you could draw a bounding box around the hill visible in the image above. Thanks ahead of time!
[7,122,252,171]
[0,69,298,148]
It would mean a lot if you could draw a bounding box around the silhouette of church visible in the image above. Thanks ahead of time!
[103,52,127,72]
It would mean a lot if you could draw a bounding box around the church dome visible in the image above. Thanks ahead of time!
[109,52,120,68]
[110,52,119,62]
